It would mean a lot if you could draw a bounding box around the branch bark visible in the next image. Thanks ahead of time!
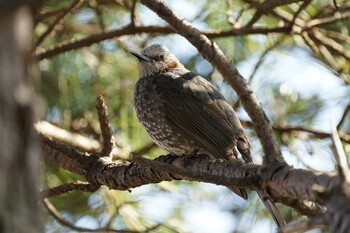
[40,132,336,216]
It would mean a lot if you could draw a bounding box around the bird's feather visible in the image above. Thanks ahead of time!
[150,71,250,160]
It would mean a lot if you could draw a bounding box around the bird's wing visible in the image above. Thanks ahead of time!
[152,72,250,160]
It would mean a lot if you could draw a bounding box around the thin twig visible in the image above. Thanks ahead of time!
[281,215,326,233]
[233,36,285,109]
[301,31,320,54]
[226,0,239,28]
[133,142,157,155]
[130,0,138,26]
[34,24,291,60]
[290,0,311,28]
[318,28,350,44]
[35,8,65,25]
[331,128,350,182]
[337,105,350,130]
[40,181,100,198]
[96,95,115,157]
[271,124,350,144]
[35,0,83,47]
[311,30,350,61]
[89,0,106,31]
[244,0,305,29]
[306,10,350,29]
[43,199,138,233]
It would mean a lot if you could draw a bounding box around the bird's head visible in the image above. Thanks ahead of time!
[131,44,186,78]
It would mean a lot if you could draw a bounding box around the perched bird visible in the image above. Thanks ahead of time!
[132,44,285,227]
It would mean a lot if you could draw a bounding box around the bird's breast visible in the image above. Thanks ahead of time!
[134,76,197,154]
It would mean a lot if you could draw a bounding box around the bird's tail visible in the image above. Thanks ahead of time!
[257,191,286,228]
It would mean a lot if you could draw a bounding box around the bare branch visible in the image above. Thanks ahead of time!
[34,24,291,60]
[244,0,305,28]
[319,28,350,44]
[290,0,312,28]
[34,0,83,47]
[306,11,350,29]
[271,124,350,144]
[331,128,350,182]
[35,121,101,153]
[311,29,350,61]
[281,216,326,233]
[40,131,339,217]
[130,0,137,26]
[248,36,285,84]
[233,36,285,109]
[43,199,137,233]
[96,95,115,157]
[40,181,100,198]
[337,104,350,129]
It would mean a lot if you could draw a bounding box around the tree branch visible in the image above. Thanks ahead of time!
[96,95,115,157]
[40,132,338,216]
[34,0,83,47]
[43,199,138,233]
[337,104,350,130]
[35,121,101,153]
[331,128,350,182]
[40,181,100,198]
[271,124,350,144]
[34,24,291,60]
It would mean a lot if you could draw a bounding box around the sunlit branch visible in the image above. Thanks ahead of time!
[311,30,350,61]
[290,0,312,28]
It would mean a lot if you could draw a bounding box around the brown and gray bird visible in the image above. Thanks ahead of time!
[132,44,285,227]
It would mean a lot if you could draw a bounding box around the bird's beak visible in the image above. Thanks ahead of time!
[130,51,151,62]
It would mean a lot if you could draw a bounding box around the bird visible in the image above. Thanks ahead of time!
[131,44,286,227]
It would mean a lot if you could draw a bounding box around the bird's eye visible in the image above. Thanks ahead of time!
[159,55,165,61]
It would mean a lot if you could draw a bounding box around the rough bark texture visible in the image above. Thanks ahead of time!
[0,4,42,233]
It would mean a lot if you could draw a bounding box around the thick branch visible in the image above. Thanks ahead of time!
[40,134,338,216]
